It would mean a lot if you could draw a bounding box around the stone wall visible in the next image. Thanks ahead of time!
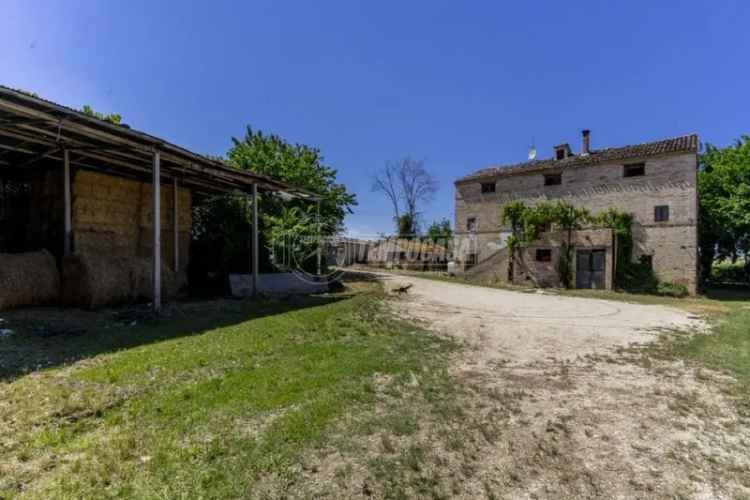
[72,170,192,273]
[455,151,698,293]
[515,229,614,289]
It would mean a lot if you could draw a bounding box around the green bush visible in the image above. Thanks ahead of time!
[618,261,659,293]
[711,261,749,285]
[657,281,689,298]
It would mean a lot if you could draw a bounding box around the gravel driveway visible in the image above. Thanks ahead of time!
[383,275,700,366]
[382,274,749,500]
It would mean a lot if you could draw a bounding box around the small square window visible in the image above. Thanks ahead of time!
[481,182,496,193]
[544,173,562,186]
[467,217,477,232]
[536,249,552,262]
[624,163,645,177]
[654,205,669,222]
[555,149,566,160]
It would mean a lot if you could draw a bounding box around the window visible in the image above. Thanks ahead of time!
[466,253,477,268]
[536,249,552,262]
[555,149,566,160]
[481,182,496,193]
[466,217,477,232]
[624,163,645,177]
[544,173,562,186]
[654,205,669,222]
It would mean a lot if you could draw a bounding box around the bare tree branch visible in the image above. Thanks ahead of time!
[371,156,438,234]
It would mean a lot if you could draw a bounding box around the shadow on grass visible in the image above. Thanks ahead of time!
[0,293,350,383]
[704,286,750,302]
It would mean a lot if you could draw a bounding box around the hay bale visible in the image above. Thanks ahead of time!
[62,253,184,309]
[0,250,60,310]
[131,258,183,303]
[62,254,136,309]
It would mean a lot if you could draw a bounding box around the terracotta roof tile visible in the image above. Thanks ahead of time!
[456,134,698,183]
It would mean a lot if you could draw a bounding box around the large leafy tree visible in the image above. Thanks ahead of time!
[193,126,356,276]
[698,136,750,282]
[228,126,357,234]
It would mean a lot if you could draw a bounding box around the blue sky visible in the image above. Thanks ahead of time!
[2,1,748,237]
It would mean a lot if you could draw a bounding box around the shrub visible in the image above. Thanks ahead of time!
[657,281,689,298]
[618,261,659,293]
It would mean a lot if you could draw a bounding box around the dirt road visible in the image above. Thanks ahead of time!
[384,275,749,499]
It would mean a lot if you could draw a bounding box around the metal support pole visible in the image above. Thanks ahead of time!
[251,183,259,296]
[316,199,322,276]
[63,149,72,256]
[172,178,179,272]
[152,150,161,312]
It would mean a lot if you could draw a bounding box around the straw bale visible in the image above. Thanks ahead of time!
[62,253,184,309]
[0,250,60,310]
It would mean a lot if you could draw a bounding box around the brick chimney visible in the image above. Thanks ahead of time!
[581,129,591,155]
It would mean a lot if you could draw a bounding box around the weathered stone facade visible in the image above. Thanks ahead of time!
[454,134,699,293]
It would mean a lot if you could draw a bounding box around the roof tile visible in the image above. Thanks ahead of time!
[456,134,698,183]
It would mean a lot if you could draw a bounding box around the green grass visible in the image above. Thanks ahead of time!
[669,305,750,412]
[0,288,458,499]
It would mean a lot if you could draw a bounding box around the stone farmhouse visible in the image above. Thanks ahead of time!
[454,131,699,294]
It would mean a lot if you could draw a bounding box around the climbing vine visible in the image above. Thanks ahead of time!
[499,201,644,289]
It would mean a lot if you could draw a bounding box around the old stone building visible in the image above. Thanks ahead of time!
[454,131,699,293]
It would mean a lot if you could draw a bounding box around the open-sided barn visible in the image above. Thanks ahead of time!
[0,86,316,311]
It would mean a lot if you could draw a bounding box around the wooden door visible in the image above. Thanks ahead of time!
[576,250,606,289]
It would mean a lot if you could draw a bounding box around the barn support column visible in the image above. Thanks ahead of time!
[152,149,161,312]
[63,149,72,256]
[251,183,259,296]
[172,178,179,272]
[316,199,322,276]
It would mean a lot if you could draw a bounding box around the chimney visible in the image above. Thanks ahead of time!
[581,129,591,155]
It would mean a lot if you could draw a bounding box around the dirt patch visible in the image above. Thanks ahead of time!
[365,275,750,499]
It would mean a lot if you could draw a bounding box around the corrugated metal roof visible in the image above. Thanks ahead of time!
[0,85,319,198]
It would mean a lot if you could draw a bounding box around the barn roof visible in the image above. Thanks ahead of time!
[456,134,699,184]
[0,85,319,198]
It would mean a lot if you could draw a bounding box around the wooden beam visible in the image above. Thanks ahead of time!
[63,149,72,256]
[252,183,259,296]
[15,145,60,168]
[173,177,179,272]
[152,150,162,312]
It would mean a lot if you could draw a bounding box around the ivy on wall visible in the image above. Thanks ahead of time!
[499,201,656,291]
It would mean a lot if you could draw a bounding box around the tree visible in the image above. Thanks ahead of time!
[426,218,453,242]
[397,213,417,239]
[81,104,122,125]
[371,157,438,236]
[550,202,591,288]
[500,201,528,282]
[193,126,357,276]
[698,136,750,283]
[228,126,356,235]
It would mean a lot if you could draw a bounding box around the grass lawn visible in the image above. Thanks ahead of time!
[649,298,750,415]
[0,286,466,498]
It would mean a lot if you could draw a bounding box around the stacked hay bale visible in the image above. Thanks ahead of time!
[0,250,60,310]
[61,170,191,308]
[62,254,183,309]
